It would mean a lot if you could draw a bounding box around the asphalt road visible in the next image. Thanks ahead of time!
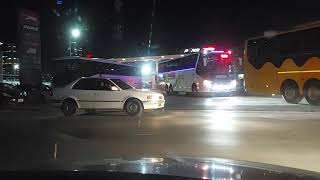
[1,95,320,172]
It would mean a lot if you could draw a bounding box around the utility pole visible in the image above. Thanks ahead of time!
[0,42,3,82]
[147,0,156,56]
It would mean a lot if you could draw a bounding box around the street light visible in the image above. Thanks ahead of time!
[69,28,81,56]
[71,28,80,38]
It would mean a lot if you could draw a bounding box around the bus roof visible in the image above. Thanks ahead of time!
[246,21,320,41]
[106,54,188,63]
[52,56,138,68]
[158,53,198,63]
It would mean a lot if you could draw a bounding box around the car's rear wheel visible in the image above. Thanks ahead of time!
[125,99,143,116]
[61,99,77,116]
[281,80,303,104]
[304,79,320,105]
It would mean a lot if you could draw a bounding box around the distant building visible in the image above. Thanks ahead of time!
[69,44,84,57]
[2,43,20,76]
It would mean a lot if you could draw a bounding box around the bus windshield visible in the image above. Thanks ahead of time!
[196,52,233,79]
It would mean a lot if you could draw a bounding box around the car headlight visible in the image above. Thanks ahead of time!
[203,80,212,87]
[20,92,27,96]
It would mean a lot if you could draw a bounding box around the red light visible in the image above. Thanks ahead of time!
[85,53,92,59]
[202,46,215,51]
[220,54,229,58]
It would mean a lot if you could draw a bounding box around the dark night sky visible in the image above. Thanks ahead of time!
[0,0,319,72]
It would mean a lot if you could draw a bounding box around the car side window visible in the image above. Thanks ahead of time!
[95,79,113,91]
[72,79,95,90]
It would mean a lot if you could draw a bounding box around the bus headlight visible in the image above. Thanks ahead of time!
[238,74,244,79]
[203,80,212,87]
[230,80,236,87]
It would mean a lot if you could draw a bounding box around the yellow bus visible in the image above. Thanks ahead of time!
[244,23,320,105]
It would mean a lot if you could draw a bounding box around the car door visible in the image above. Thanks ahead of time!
[92,79,123,109]
[71,78,97,109]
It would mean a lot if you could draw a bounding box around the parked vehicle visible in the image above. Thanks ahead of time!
[17,84,53,103]
[51,77,165,116]
[0,83,26,106]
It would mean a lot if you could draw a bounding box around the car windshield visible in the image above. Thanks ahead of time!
[2,0,320,177]
[110,79,133,90]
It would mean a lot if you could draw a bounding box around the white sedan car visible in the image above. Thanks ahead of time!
[52,77,165,116]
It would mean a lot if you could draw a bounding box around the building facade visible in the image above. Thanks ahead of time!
[2,43,20,76]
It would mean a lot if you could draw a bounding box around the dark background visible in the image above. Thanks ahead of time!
[0,0,319,72]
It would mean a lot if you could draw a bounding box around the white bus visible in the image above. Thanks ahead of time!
[158,46,237,95]
[52,57,142,89]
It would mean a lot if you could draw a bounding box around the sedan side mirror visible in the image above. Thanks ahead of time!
[111,86,119,91]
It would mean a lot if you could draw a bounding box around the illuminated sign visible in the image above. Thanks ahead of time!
[184,48,200,53]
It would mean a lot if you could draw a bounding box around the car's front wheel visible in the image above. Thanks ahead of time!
[125,98,143,116]
[61,99,77,116]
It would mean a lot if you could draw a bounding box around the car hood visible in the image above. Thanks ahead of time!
[23,156,320,179]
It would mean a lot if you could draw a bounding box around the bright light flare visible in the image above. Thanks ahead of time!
[203,80,212,87]
[202,164,209,171]
[141,64,152,75]
[71,28,80,38]
[13,64,19,70]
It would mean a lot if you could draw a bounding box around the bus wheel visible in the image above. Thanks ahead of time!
[281,80,302,104]
[304,79,320,105]
[192,84,198,97]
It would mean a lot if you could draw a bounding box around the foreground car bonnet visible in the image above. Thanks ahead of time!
[60,157,320,180]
